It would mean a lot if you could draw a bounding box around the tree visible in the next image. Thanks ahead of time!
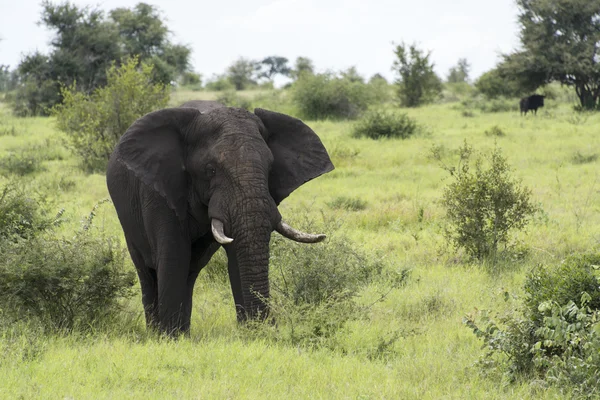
[258,56,290,81]
[11,1,192,115]
[291,57,315,79]
[475,66,525,99]
[340,66,364,83]
[392,42,442,107]
[52,57,169,171]
[447,58,470,83]
[226,58,259,90]
[512,0,600,109]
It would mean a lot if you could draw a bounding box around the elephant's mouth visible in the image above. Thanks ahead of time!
[210,218,326,244]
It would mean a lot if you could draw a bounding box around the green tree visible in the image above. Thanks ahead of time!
[12,1,191,115]
[474,66,525,99]
[340,66,364,83]
[512,0,600,109]
[226,58,259,90]
[446,58,470,83]
[290,56,315,80]
[392,42,442,107]
[52,57,169,171]
[258,56,291,81]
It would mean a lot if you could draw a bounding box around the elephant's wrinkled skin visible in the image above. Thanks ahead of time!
[106,100,334,335]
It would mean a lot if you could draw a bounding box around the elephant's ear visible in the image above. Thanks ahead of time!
[115,108,200,221]
[254,108,334,204]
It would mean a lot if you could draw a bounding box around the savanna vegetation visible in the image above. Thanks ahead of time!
[0,0,599,398]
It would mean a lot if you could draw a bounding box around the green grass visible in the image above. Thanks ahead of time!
[0,92,598,398]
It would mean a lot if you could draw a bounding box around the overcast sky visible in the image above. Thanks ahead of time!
[0,0,522,83]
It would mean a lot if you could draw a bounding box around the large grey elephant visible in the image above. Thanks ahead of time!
[106,100,334,335]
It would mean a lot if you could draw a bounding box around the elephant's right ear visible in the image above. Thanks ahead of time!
[114,108,200,221]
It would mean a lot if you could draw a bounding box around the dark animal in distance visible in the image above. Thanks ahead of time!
[520,94,545,115]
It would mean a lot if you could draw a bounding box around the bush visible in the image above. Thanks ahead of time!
[0,150,44,176]
[52,57,169,172]
[215,89,252,110]
[205,75,235,91]
[10,78,60,117]
[484,125,506,137]
[466,253,600,396]
[0,204,136,332]
[292,72,372,120]
[237,216,405,349]
[0,184,59,240]
[432,141,538,261]
[352,109,418,140]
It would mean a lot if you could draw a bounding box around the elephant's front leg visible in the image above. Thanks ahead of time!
[145,207,194,336]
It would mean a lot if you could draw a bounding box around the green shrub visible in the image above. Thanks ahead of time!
[10,78,60,117]
[0,205,136,332]
[292,72,372,120]
[484,125,506,137]
[571,151,598,165]
[253,217,402,349]
[0,150,44,176]
[466,253,600,395]
[204,75,235,91]
[52,57,169,172]
[432,141,538,261]
[327,196,368,211]
[215,89,252,110]
[525,254,600,319]
[352,109,418,140]
[0,184,59,240]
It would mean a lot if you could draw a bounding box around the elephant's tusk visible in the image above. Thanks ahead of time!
[211,219,234,244]
[275,221,326,243]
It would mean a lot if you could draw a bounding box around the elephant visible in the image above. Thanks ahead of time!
[106,100,334,335]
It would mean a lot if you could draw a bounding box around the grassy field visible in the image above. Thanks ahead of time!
[0,89,598,399]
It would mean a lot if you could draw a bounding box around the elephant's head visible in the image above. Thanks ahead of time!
[115,104,334,320]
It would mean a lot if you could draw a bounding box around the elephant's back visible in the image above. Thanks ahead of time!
[179,100,225,113]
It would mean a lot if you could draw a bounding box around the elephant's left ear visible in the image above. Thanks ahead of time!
[255,108,334,204]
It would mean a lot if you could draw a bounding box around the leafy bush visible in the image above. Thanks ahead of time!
[571,151,598,165]
[432,141,538,261]
[0,204,136,332]
[0,184,59,240]
[0,150,44,176]
[267,227,386,347]
[10,77,61,117]
[484,125,506,137]
[352,109,418,140]
[327,196,368,211]
[215,89,252,110]
[52,57,169,172]
[204,75,235,91]
[466,253,600,396]
[292,72,373,120]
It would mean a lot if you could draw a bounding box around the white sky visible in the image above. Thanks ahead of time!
[0,0,522,83]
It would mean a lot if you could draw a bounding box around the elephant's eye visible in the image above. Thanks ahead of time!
[205,164,216,178]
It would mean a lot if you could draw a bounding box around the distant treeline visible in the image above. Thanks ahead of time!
[1,0,599,115]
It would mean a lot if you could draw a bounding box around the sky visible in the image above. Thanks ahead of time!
[0,0,522,83]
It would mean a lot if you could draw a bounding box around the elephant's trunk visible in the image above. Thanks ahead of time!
[224,210,273,320]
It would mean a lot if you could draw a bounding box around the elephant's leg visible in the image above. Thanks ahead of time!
[182,240,221,332]
[126,241,159,329]
[142,208,193,336]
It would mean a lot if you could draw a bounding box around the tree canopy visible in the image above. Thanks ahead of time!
[11,1,191,115]
[392,42,442,107]
[510,0,600,109]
